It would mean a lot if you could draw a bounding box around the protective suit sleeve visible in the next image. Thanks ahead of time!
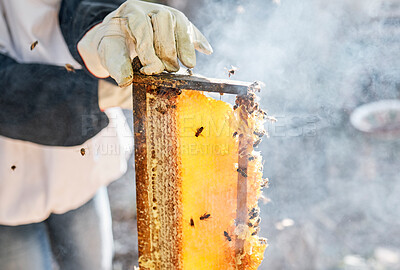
[58,0,123,66]
[0,53,109,146]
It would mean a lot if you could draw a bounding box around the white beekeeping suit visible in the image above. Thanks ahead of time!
[0,0,211,227]
[0,0,211,269]
[0,0,133,226]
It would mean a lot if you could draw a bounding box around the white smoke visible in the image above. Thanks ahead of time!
[195,0,399,112]
[191,0,400,269]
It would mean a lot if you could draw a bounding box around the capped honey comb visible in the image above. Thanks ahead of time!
[135,87,267,269]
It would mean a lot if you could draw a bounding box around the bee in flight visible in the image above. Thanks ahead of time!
[224,65,238,78]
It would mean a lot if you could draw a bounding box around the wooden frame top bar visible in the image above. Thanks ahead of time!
[131,72,258,96]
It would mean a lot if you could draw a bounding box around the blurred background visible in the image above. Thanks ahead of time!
[109,0,400,269]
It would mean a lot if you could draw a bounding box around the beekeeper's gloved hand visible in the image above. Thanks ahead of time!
[78,0,213,87]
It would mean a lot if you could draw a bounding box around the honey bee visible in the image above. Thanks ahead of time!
[248,156,255,161]
[80,148,86,156]
[30,41,38,51]
[232,131,238,138]
[199,213,211,220]
[195,127,204,137]
[11,165,16,171]
[237,167,247,178]
[253,130,265,137]
[157,87,180,100]
[190,218,195,227]
[186,68,193,75]
[249,207,259,220]
[225,65,238,78]
[249,81,263,93]
[261,178,269,188]
[253,139,262,148]
[155,106,167,115]
[254,217,261,227]
[65,64,75,72]
[224,231,232,242]
[259,238,267,245]
[251,227,260,236]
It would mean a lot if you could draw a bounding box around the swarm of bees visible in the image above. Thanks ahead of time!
[248,207,260,220]
[233,88,275,154]
[156,87,182,100]
[248,208,261,236]
[234,92,258,114]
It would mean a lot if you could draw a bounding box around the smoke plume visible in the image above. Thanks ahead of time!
[192,0,400,269]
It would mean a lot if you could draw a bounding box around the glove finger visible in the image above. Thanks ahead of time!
[98,35,133,87]
[191,24,213,55]
[126,12,165,75]
[151,10,180,72]
[174,12,196,68]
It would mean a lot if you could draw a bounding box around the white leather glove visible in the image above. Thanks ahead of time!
[78,0,213,87]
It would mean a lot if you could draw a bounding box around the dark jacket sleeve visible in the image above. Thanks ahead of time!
[0,1,128,146]
[59,0,124,65]
[0,53,109,146]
